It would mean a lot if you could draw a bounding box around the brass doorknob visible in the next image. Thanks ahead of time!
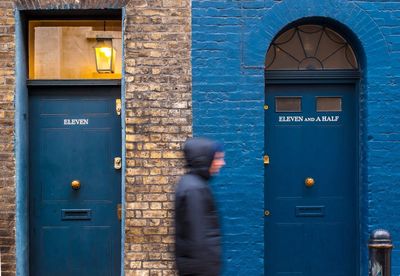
[71,180,80,190]
[305,177,315,187]
[264,210,271,216]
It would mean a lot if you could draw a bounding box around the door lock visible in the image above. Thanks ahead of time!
[264,210,271,216]
[263,155,270,165]
[117,204,122,221]
[116,99,122,116]
[114,157,122,170]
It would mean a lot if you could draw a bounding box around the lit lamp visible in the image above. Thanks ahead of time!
[94,38,115,73]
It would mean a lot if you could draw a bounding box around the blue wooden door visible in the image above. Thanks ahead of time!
[29,85,121,276]
[265,83,358,275]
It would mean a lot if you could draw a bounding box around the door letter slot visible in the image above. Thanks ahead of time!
[62,209,92,220]
[295,206,325,217]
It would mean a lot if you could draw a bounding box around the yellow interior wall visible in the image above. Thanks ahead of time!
[29,20,122,79]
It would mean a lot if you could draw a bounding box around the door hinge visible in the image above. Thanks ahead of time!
[114,157,122,170]
[117,204,122,221]
[116,99,121,115]
[263,155,270,165]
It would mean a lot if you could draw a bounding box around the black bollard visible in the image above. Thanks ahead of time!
[369,229,393,276]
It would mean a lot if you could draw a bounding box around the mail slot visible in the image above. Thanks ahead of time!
[61,209,92,220]
[295,206,325,217]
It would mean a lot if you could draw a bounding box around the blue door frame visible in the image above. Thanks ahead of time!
[15,10,127,276]
[264,73,361,275]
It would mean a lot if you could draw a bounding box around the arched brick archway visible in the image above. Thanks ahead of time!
[243,0,390,84]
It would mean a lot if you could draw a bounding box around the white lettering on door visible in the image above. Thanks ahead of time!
[63,119,89,125]
[278,116,340,123]
[279,116,304,122]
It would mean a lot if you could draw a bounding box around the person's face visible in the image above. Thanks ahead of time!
[209,152,225,175]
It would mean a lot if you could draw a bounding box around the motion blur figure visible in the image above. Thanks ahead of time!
[174,138,225,276]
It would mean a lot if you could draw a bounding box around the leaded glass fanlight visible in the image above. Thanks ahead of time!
[266,25,358,70]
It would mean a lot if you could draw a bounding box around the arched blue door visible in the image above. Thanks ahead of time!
[264,24,360,275]
[264,81,358,275]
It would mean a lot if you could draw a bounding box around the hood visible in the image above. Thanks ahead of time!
[183,137,218,180]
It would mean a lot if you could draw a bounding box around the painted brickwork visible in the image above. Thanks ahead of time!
[192,0,398,275]
[0,0,191,275]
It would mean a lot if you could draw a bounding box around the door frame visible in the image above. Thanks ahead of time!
[15,10,126,275]
[264,69,363,274]
[14,8,126,276]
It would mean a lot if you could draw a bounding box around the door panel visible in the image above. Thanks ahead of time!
[265,83,357,276]
[29,86,121,276]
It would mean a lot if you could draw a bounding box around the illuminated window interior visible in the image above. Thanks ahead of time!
[29,20,122,80]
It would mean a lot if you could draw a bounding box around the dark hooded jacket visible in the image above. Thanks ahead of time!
[175,138,222,276]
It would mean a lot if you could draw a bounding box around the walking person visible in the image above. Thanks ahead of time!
[174,137,226,276]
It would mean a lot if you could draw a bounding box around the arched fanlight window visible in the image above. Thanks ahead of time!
[266,25,358,70]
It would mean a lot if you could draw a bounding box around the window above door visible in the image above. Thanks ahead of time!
[265,25,358,71]
[29,20,122,80]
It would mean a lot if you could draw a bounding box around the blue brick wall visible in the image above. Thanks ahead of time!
[192,0,400,275]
